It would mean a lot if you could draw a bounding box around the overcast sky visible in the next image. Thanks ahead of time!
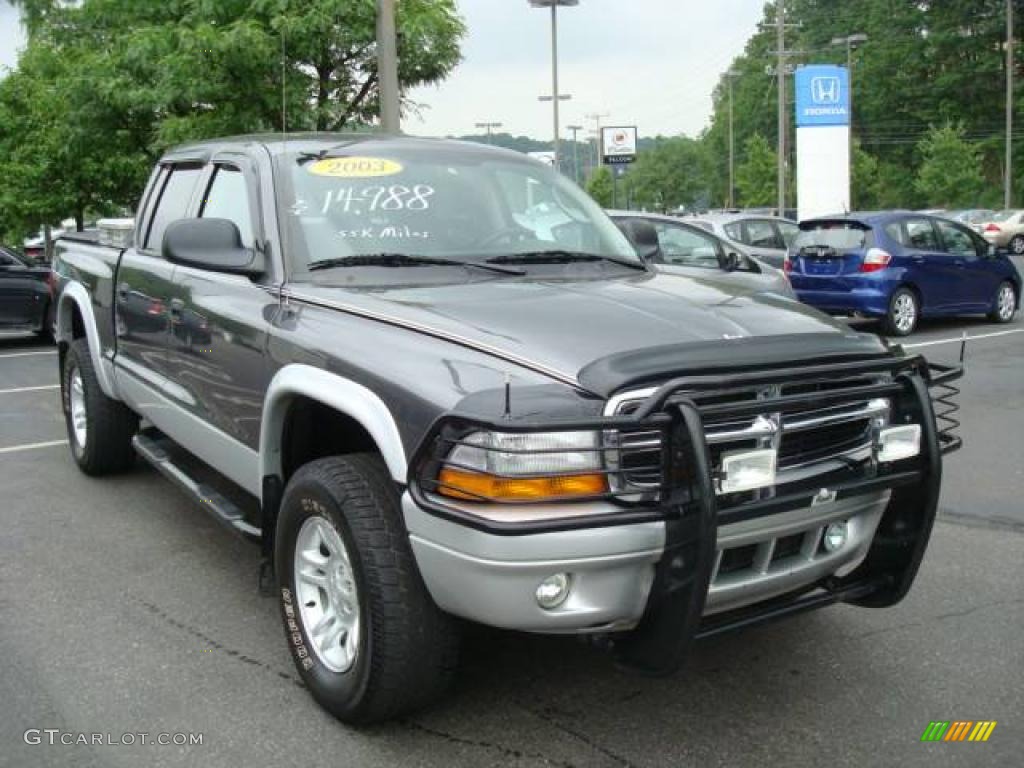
[0,0,765,139]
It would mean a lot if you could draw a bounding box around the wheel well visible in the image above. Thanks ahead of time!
[280,396,379,482]
[898,282,923,308]
[57,302,87,368]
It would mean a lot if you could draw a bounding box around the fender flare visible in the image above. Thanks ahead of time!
[55,282,121,400]
[259,364,407,488]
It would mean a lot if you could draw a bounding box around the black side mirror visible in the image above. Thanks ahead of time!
[720,251,742,272]
[163,218,264,276]
[618,219,661,261]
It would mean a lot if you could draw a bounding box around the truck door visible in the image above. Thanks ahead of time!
[165,155,276,466]
[113,162,203,410]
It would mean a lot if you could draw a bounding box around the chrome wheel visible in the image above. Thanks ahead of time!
[892,292,917,334]
[294,515,360,673]
[997,283,1016,321]
[69,368,88,449]
[1012,236,1024,255]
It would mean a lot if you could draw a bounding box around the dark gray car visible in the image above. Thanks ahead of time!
[51,134,962,724]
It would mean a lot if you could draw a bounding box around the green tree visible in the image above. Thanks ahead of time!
[914,123,986,208]
[851,141,883,210]
[623,136,710,212]
[0,0,465,242]
[736,134,777,207]
[586,166,613,208]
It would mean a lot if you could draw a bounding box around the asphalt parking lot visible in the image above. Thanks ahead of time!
[1,308,1021,767]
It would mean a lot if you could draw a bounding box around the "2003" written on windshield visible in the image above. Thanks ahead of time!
[321,185,435,214]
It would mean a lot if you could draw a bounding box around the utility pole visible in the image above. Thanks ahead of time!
[475,122,503,144]
[1007,0,1015,209]
[377,0,400,132]
[776,0,786,217]
[567,124,584,184]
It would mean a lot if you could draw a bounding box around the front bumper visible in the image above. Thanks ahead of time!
[406,356,963,672]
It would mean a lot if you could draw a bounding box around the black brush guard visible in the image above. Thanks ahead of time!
[409,355,962,674]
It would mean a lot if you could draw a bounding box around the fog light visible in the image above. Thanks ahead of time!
[536,573,571,610]
[877,424,921,462]
[823,521,848,553]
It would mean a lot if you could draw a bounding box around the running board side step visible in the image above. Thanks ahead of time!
[133,430,261,542]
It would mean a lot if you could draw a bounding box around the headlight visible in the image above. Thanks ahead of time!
[436,430,609,502]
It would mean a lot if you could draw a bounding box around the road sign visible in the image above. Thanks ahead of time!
[601,126,637,165]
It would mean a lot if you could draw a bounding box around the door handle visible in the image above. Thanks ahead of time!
[911,256,925,264]
[954,260,966,267]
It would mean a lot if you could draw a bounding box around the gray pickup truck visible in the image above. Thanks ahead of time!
[52,134,962,724]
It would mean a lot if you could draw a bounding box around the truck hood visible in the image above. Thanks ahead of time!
[289,270,888,393]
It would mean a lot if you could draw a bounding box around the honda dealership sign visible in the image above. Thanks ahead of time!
[795,65,850,127]
[795,65,850,220]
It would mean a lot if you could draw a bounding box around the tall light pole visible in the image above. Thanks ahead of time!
[776,0,786,217]
[475,121,503,144]
[529,1,579,172]
[726,70,740,208]
[586,111,609,174]
[831,33,868,207]
[1007,0,1015,209]
[377,0,400,132]
[567,124,584,184]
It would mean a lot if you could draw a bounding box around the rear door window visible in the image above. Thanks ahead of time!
[653,222,722,269]
[904,218,941,251]
[743,219,783,249]
[775,220,799,247]
[144,165,203,252]
[723,222,744,241]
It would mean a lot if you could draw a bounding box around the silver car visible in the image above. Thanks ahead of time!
[685,212,800,269]
[608,211,796,299]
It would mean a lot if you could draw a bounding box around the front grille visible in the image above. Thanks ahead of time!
[609,372,891,497]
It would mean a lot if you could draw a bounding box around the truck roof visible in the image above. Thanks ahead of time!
[161,132,535,165]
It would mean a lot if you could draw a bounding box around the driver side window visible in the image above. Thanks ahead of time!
[654,222,722,269]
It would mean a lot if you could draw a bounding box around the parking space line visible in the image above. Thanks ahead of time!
[904,329,1024,349]
[0,439,68,455]
[0,350,57,359]
[0,385,60,395]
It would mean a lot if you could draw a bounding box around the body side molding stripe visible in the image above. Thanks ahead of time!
[279,288,584,390]
[260,364,408,487]
[55,282,120,399]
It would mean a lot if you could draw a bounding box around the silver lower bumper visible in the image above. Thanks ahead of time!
[402,494,664,633]
[404,490,890,633]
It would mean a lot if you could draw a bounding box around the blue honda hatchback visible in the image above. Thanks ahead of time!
[787,212,1021,335]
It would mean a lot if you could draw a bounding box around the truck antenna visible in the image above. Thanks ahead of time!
[280,24,287,142]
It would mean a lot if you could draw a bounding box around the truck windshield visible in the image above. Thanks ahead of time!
[277,146,638,276]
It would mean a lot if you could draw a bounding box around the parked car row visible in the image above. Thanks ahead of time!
[0,244,52,336]
[613,209,1021,337]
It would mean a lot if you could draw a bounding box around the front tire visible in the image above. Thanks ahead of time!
[61,338,138,475]
[1009,235,1024,255]
[883,287,919,336]
[989,281,1018,323]
[275,454,459,724]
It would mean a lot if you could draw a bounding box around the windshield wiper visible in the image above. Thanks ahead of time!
[307,253,526,276]
[485,250,646,270]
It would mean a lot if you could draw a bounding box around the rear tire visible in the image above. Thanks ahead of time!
[61,338,138,475]
[989,281,1017,323]
[883,287,919,336]
[275,454,460,724]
